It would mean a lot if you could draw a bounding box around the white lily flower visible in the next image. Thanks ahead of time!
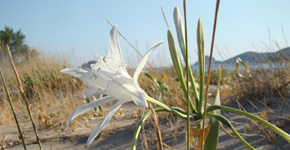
[61,26,163,144]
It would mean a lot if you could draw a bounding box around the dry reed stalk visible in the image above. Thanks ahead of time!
[0,69,27,150]
[161,7,169,29]
[6,45,42,150]
[200,0,221,149]
[141,124,149,150]
[149,103,164,150]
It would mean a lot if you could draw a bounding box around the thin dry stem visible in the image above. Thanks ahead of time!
[0,69,27,150]
[161,7,169,29]
[201,0,221,149]
[149,103,164,150]
[141,124,149,150]
[6,45,42,150]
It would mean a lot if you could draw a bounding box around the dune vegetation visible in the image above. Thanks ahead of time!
[1,1,290,150]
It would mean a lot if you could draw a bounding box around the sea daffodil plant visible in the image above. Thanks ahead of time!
[133,3,290,150]
[164,3,290,150]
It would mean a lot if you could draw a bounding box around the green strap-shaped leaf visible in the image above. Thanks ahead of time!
[173,6,200,109]
[144,72,157,85]
[204,65,221,150]
[207,113,255,150]
[167,29,196,113]
[207,105,290,144]
[146,96,189,119]
[167,29,185,83]
[197,18,205,115]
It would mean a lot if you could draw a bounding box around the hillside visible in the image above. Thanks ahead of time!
[193,47,290,66]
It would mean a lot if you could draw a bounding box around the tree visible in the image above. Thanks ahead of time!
[0,26,36,63]
[0,26,14,45]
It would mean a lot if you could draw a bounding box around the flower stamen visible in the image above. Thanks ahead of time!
[91,75,97,79]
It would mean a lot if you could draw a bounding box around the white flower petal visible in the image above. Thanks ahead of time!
[108,26,128,74]
[62,67,110,91]
[93,54,119,74]
[82,87,98,98]
[90,56,119,78]
[87,100,123,144]
[109,26,123,63]
[132,91,147,107]
[66,96,115,126]
[133,41,164,86]
[61,68,88,78]
[105,74,147,107]
[105,74,135,101]
[61,68,99,87]
[90,70,113,87]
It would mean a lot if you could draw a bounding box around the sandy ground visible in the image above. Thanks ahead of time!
[2,86,290,150]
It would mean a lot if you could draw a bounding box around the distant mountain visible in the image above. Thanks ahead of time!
[193,56,223,66]
[193,47,290,66]
[81,47,290,69]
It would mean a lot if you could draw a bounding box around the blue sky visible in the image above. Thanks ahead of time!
[1,1,290,67]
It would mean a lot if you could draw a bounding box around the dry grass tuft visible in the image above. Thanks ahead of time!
[0,52,88,130]
[1,45,290,147]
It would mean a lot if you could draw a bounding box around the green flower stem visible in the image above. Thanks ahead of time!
[187,68,199,110]
[178,76,196,114]
[182,1,191,150]
[147,96,170,111]
[207,113,255,150]
[146,96,188,119]
[207,105,290,143]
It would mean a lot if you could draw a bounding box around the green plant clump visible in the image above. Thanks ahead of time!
[130,3,290,150]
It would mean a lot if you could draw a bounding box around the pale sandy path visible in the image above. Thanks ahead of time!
[3,89,290,149]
